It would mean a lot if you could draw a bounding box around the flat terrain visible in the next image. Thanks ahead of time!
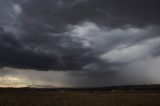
[0,89,160,106]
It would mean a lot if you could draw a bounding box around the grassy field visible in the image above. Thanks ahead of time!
[0,89,160,106]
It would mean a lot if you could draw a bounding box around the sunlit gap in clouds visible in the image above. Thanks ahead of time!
[0,67,68,88]
[0,75,30,88]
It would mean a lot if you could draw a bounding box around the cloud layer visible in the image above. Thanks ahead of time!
[0,0,160,87]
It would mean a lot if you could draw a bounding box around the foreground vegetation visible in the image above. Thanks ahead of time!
[0,89,160,106]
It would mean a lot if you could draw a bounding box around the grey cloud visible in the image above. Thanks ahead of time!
[0,0,160,71]
[0,0,160,87]
[69,22,160,52]
[19,0,160,70]
[49,0,160,27]
[69,22,160,61]
[0,27,97,70]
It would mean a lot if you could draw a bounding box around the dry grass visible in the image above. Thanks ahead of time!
[0,90,160,106]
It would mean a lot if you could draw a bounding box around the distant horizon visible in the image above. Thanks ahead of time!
[1,83,160,89]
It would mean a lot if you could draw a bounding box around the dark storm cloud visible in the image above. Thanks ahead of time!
[48,0,160,27]
[0,27,57,70]
[0,27,96,70]
[20,0,160,31]
[0,0,160,72]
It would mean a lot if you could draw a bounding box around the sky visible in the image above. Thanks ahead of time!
[0,0,160,88]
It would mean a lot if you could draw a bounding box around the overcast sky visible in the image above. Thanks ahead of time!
[0,0,160,87]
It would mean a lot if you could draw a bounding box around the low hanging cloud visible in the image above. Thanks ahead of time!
[69,22,160,65]
[101,38,160,63]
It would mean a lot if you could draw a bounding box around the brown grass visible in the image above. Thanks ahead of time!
[0,90,160,106]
